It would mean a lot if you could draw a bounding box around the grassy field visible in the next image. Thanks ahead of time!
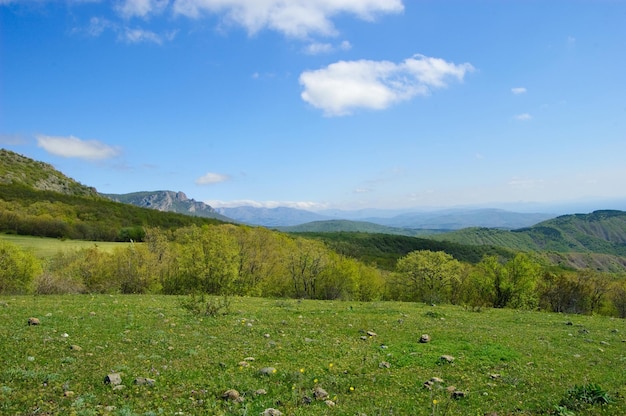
[0,234,131,257]
[0,296,624,415]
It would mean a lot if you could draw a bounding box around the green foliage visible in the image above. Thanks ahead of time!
[393,250,462,304]
[179,292,231,317]
[0,240,41,294]
[559,383,612,410]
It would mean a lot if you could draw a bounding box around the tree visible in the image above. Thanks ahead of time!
[394,250,462,304]
[286,238,327,299]
[0,240,41,294]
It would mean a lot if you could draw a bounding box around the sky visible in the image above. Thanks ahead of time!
[1,0,626,213]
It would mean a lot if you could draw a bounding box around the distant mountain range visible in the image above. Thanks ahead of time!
[216,205,555,231]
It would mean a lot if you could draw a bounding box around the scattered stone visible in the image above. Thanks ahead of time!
[419,334,431,343]
[259,367,277,376]
[325,400,336,407]
[61,333,69,338]
[254,389,267,396]
[104,406,116,412]
[104,373,122,386]
[611,329,619,333]
[89,311,96,316]
[600,341,609,346]
[439,355,455,364]
[27,317,40,326]
[446,386,457,393]
[313,386,329,400]
[264,333,271,338]
[430,377,444,384]
[134,377,155,386]
[69,345,82,351]
[63,391,75,397]
[244,357,255,361]
[360,336,368,341]
[304,337,314,343]
[222,389,242,402]
[565,321,573,326]
[579,328,589,334]
[380,344,388,349]
[302,395,313,404]
[262,409,282,416]
[452,390,467,399]
[366,331,377,337]
[238,361,250,367]
[379,361,391,369]
[112,385,125,391]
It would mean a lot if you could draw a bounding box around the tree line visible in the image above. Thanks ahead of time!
[1,224,624,318]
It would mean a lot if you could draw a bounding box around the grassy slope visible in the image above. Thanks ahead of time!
[0,295,624,415]
[0,234,130,257]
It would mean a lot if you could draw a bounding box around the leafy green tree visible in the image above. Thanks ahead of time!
[286,238,328,299]
[0,240,41,294]
[394,250,462,304]
[167,225,239,295]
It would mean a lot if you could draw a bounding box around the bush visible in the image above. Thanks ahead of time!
[0,240,41,294]
[559,383,612,411]
[34,272,86,295]
[178,293,231,317]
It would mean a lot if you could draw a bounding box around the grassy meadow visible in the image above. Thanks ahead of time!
[0,234,131,258]
[0,295,624,415]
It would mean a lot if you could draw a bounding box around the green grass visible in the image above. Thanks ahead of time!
[0,234,131,257]
[0,295,624,415]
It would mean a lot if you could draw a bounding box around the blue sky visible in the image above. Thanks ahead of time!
[1,0,626,212]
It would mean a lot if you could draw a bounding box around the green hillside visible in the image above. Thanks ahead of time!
[293,232,514,270]
[276,219,442,236]
[433,210,626,256]
[0,149,226,241]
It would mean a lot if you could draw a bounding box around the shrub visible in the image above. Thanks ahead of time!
[559,383,612,410]
[0,240,41,294]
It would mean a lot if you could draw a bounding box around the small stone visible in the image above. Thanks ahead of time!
[419,334,431,343]
[600,341,609,346]
[238,361,250,367]
[446,386,457,393]
[304,337,314,343]
[313,386,329,400]
[430,377,444,384]
[262,409,282,416]
[61,333,69,338]
[27,317,40,326]
[565,321,573,326]
[366,331,377,337]
[379,361,391,369]
[325,400,336,407]
[423,381,433,390]
[440,355,455,364]
[360,336,368,341]
[104,373,122,386]
[63,391,74,397]
[221,389,241,401]
[244,357,255,361]
[259,367,277,376]
[112,385,125,391]
[254,389,267,396]
[452,390,467,399]
[69,345,82,351]
[104,406,116,412]
[134,377,155,386]
[89,311,96,316]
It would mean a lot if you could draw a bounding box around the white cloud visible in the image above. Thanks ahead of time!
[172,0,404,38]
[304,39,352,55]
[116,0,169,19]
[121,27,173,44]
[195,172,230,185]
[36,135,121,160]
[514,113,532,121]
[511,87,526,95]
[299,54,474,116]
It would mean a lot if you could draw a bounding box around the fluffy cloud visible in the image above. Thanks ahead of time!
[172,0,404,38]
[299,54,474,116]
[116,0,169,19]
[511,87,527,95]
[514,113,532,121]
[36,135,120,160]
[195,172,230,185]
[207,199,327,210]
